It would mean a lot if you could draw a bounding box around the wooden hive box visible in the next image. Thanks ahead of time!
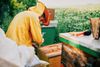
[37,43,62,67]
[90,18,100,40]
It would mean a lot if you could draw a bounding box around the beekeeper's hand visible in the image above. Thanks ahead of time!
[42,38,44,43]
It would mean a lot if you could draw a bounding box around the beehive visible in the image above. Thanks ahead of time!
[37,43,62,67]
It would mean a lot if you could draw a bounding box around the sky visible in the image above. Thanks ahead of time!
[41,0,100,8]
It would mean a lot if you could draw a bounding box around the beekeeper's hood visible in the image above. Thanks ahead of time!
[28,1,45,16]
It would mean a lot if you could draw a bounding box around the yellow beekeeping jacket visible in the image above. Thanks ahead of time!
[6,11,43,47]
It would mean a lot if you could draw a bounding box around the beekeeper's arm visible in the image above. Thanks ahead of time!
[29,16,43,46]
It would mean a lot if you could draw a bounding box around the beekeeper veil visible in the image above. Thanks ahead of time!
[28,1,45,17]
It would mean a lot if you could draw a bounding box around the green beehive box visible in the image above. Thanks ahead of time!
[41,20,58,46]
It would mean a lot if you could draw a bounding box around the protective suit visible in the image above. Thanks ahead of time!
[0,28,49,67]
[6,1,47,46]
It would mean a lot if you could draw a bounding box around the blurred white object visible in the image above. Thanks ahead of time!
[0,38,21,67]
[0,28,21,67]
[18,45,35,67]
[0,28,6,40]
[27,55,49,67]
[0,28,49,67]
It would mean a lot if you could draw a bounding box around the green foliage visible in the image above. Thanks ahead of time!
[0,0,11,31]
[0,0,37,32]
[55,5,100,33]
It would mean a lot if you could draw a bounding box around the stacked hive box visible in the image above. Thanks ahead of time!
[37,43,62,67]
[62,44,88,67]
[61,43,100,67]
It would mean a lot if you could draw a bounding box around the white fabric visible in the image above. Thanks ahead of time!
[18,45,35,67]
[0,28,21,67]
[0,28,49,67]
[27,55,49,67]
[0,28,6,41]
[18,46,49,67]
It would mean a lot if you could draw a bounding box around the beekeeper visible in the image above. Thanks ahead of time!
[5,1,50,67]
[6,1,50,47]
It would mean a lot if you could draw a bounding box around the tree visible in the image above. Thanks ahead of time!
[0,0,37,31]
